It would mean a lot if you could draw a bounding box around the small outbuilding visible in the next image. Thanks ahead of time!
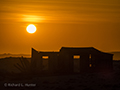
[31,47,113,74]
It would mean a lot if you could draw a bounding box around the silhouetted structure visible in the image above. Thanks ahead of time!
[31,47,113,74]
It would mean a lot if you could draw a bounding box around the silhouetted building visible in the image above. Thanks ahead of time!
[31,47,113,74]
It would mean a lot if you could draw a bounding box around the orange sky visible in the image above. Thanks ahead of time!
[0,0,120,54]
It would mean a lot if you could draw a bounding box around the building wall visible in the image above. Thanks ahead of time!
[31,48,42,72]
[31,48,113,74]
[31,48,59,73]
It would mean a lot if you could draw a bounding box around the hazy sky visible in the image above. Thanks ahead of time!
[0,0,120,54]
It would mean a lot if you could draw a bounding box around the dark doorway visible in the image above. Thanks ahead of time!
[42,56,49,71]
[73,55,80,73]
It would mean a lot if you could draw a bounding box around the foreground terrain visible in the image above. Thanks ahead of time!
[0,60,120,90]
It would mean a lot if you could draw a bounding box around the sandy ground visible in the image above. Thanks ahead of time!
[0,61,120,90]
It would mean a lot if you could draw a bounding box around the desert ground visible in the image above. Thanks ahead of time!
[0,59,120,90]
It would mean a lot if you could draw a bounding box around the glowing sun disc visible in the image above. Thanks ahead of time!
[26,24,36,34]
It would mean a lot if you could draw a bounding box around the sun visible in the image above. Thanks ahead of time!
[26,24,37,34]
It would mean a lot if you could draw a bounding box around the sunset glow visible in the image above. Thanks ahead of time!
[0,0,120,54]
[26,24,36,34]
[22,15,45,23]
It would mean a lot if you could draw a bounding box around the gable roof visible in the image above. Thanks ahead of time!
[60,47,113,55]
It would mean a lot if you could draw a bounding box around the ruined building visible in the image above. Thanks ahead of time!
[31,47,113,74]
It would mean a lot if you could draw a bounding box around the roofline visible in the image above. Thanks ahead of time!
[39,51,59,53]
[32,47,113,55]
[61,47,94,49]
[60,47,113,55]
